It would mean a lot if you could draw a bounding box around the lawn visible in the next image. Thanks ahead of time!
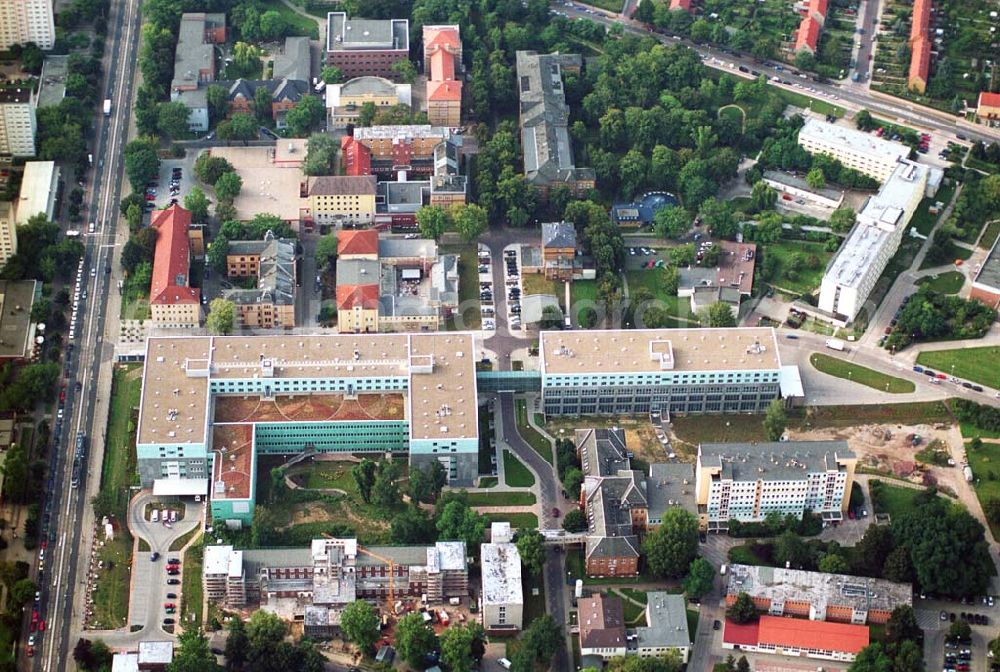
[671,414,770,448]
[918,239,973,270]
[479,410,494,475]
[764,239,833,295]
[181,536,205,630]
[917,347,1000,390]
[119,272,151,321]
[621,596,646,624]
[916,271,965,294]
[909,184,955,236]
[966,441,1000,539]
[441,243,481,330]
[580,0,623,12]
[868,480,925,520]
[979,221,1000,250]
[625,271,699,325]
[718,104,746,129]
[503,450,535,487]
[960,422,1000,441]
[169,525,202,552]
[483,511,538,528]
[793,400,952,428]
[258,0,319,38]
[809,353,916,393]
[619,588,649,604]
[522,274,564,305]
[478,476,498,488]
[571,279,598,304]
[523,571,547,626]
[515,399,553,464]
[458,491,537,506]
[728,542,773,566]
[771,86,846,117]
[89,535,132,629]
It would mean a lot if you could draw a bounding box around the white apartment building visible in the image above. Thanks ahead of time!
[797,118,909,182]
[0,87,37,158]
[818,160,932,321]
[0,0,55,50]
[0,201,16,268]
[695,441,857,531]
[16,161,58,224]
[480,522,524,633]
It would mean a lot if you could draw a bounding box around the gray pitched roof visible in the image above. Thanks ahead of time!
[273,37,311,82]
[542,221,576,249]
[222,234,297,307]
[336,258,381,287]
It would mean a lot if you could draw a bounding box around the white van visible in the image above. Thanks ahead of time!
[151,509,159,523]
[498,659,512,669]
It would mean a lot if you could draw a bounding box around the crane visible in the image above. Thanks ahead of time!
[359,545,396,612]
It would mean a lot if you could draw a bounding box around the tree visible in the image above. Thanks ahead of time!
[157,101,192,139]
[854,109,875,132]
[341,601,380,654]
[750,181,777,213]
[184,187,210,224]
[408,462,446,504]
[562,467,583,497]
[225,617,249,672]
[126,203,143,232]
[255,84,274,124]
[258,10,288,40]
[357,101,377,127]
[829,207,856,233]
[352,459,378,504]
[8,578,36,608]
[440,624,479,672]
[321,66,343,84]
[727,592,757,624]
[515,529,546,576]
[699,301,737,328]
[562,508,587,533]
[806,167,826,190]
[451,204,488,242]
[416,205,451,240]
[215,171,243,202]
[515,616,562,671]
[396,612,438,668]
[392,59,418,83]
[763,398,787,441]
[207,84,228,126]
[851,524,896,577]
[218,112,258,143]
[195,154,235,186]
[168,629,221,672]
[390,506,437,544]
[285,96,325,137]
[436,499,487,548]
[372,460,402,510]
[948,619,971,641]
[206,298,236,335]
[881,545,915,583]
[642,508,699,579]
[653,206,692,240]
[123,138,161,192]
[314,234,338,272]
[208,234,229,273]
[683,557,715,600]
[774,529,811,569]
[818,553,849,574]
[884,605,921,646]
[303,134,338,176]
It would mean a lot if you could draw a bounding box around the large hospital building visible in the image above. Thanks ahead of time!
[135,328,791,527]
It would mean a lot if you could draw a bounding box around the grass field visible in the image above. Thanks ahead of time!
[119,272,151,321]
[916,347,1000,390]
[478,477,498,488]
[522,274,564,304]
[169,525,202,552]
[794,401,952,428]
[181,536,205,629]
[503,450,535,487]
[90,535,132,629]
[625,271,699,325]
[442,243,481,330]
[966,441,1000,539]
[515,399,553,464]
[483,511,538,528]
[258,0,319,38]
[909,184,955,236]
[809,353,916,393]
[916,271,965,294]
[459,491,537,506]
[671,414,769,447]
[765,239,834,295]
[869,480,925,519]
[571,279,598,304]
[771,86,846,117]
[960,422,1000,440]
[980,221,1000,249]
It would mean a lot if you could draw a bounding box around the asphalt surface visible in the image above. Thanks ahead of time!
[34,0,142,665]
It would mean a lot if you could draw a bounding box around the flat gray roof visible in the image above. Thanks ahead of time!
[699,440,854,482]
[633,593,689,649]
[975,233,1000,292]
[646,463,697,519]
[0,280,38,359]
[327,13,409,53]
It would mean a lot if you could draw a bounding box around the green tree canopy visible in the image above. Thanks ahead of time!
[682,557,715,600]
[206,298,236,335]
[642,508,699,579]
[395,612,439,668]
[341,600,380,653]
[514,529,546,576]
[727,592,757,624]
[763,398,787,441]
[416,205,452,240]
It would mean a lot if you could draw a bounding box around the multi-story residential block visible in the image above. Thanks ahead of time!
[325,13,409,78]
[695,440,856,531]
[341,135,372,176]
[205,537,467,619]
[977,91,1000,120]
[301,175,377,228]
[0,0,55,50]
[325,76,411,127]
[0,201,16,268]
[15,160,57,224]
[725,564,913,625]
[0,87,36,157]
[539,328,784,417]
[222,232,297,329]
[794,0,826,54]
[540,221,576,280]
[149,205,201,328]
[423,25,462,127]
[817,159,933,322]
[481,522,523,633]
[515,51,595,196]
[797,118,910,182]
[724,615,869,663]
[352,125,453,175]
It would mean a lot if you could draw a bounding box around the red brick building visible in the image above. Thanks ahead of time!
[325,13,410,79]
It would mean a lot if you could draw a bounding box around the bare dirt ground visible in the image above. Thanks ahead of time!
[787,421,968,495]
[545,415,667,464]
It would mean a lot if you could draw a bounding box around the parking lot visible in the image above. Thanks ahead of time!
[147,153,199,212]
[502,245,523,331]
[917,596,998,672]
[478,244,496,333]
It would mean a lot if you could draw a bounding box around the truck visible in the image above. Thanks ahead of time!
[825,338,846,352]
[103,98,112,116]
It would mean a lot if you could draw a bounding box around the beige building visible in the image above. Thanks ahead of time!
[797,118,909,182]
[302,175,377,228]
[223,233,297,329]
[695,441,857,531]
[0,88,37,158]
[0,0,55,51]
[325,76,411,127]
[16,160,58,224]
[0,201,16,268]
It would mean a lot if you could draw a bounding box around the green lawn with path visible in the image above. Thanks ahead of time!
[483,511,538,528]
[624,270,699,325]
[441,243,481,329]
[90,535,132,628]
[503,450,535,487]
[258,0,319,38]
[771,86,846,117]
[809,353,915,393]
[917,347,1000,390]
[869,480,927,520]
[909,184,955,236]
[459,491,537,506]
[515,399,553,464]
[181,536,205,629]
[916,271,965,294]
[764,239,835,295]
[966,441,1000,540]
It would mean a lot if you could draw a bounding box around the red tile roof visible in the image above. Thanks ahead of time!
[337,229,379,257]
[341,135,372,177]
[979,91,1000,109]
[757,616,870,654]
[428,79,463,102]
[722,619,761,647]
[668,0,692,11]
[425,27,463,104]
[422,25,461,62]
[429,48,456,83]
[908,37,931,90]
[149,205,200,306]
[808,0,828,18]
[336,283,380,310]
[795,16,822,53]
[910,0,931,40]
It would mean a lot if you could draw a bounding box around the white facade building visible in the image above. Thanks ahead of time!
[797,118,909,181]
[16,161,58,224]
[817,160,932,321]
[0,201,16,268]
[695,441,857,531]
[480,522,524,632]
[0,87,37,157]
[0,0,55,50]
